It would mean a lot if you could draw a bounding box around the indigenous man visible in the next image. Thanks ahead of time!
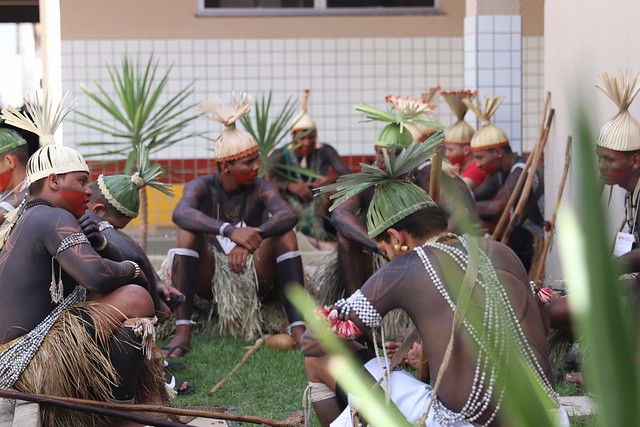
[304,141,568,427]
[465,96,544,272]
[332,99,475,297]
[0,128,29,220]
[441,90,489,191]
[163,92,306,357]
[268,89,351,242]
[0,94,165,426]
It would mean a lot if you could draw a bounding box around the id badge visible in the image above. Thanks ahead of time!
[613,232,635,257]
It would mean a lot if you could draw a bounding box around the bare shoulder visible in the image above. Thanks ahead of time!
[481,238,529,281]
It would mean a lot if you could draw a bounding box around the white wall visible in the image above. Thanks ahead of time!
[544,0,640,283]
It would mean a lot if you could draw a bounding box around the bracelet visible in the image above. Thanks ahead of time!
[94,235,108,251]
[219,222,231,237]
[124,260,141,279]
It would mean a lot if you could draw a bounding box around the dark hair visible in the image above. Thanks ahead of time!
[88,181,131,221]
[373,205,448,242]
[6,144,29,164]
[28,178,46,195]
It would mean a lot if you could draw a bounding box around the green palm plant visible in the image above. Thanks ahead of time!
[74,55,200,251]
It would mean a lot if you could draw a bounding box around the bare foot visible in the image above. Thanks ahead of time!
[565,372,584,390]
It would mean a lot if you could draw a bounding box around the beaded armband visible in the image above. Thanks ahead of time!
[98,221,114,231]
[94,235,108,251]
[0,201,14,212]
[124,260,141,279]
[55,233,90,256]
[335,289,382,329]
[317,306,361,339]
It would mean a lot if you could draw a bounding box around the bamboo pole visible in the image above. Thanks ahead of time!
[500,108,555,244]
[429,144,444,204]
[0,389,298,427]
[209,337,265,395]
[531,136,572,285]
[493,92,551,241]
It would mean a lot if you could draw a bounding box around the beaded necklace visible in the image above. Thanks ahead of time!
[414,236,558,425]
[287,149,320,183]
[624,177,640,246]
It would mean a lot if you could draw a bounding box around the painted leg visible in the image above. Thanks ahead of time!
[276,251,306,343]
[109,326,144,403]
[337,233,373,296]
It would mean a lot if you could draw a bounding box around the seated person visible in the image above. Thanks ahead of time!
[269,89,351,243]
[163,92,306,358]
[0,128,30,220]
[464,95,544,271]
[0,96,166,426]
[303,141,568,427]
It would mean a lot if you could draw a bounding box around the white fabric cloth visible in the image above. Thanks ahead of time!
[330,357,570,427]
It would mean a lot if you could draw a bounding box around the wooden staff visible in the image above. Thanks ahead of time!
[429,144,444,204]
[209,337,265,395]
[0,388,298,427]
[501,108,555,244]
[493,92,551,241]
[531,136,572,285]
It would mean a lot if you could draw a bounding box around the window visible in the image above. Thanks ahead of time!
[197,0,438,16]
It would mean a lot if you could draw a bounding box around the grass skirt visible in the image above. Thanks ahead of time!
[9,302,167,426]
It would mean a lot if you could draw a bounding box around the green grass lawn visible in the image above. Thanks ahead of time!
[164,333,595,426]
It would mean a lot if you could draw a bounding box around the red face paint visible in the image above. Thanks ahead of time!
[0,169,13,192]
[480,157,500,176]
[231,170,258,186]
[601,166,633,186]
[59,186,89,218]
[446,154,467,168]
[296,143,315,158]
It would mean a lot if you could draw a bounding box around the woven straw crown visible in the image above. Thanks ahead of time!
[0,128,27,154]
[291,89,316,131]
[0,91,89,184]
[464,95,508,152]
[199,92,259,162]
[596,69,640,152]
[442,90,477,144]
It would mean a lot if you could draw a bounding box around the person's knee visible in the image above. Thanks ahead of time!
[273,230,299,253]
[304,356,325,382]
[176,228,199,249]
[115,285,155,318]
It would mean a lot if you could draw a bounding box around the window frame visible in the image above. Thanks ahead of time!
[196,0,440,17]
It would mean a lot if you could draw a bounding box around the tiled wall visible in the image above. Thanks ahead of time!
[522,36,544,152]
[61,35,543,179]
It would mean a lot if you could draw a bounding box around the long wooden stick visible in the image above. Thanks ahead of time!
[531,136,572,285]
[493,92,551,241]
[0,389,299,427]
[209,337,265,395]
[429,144,444,204]
[501,108,555,244]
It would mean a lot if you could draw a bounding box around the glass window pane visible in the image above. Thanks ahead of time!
[327,0,434,7]
[204,0,313,8]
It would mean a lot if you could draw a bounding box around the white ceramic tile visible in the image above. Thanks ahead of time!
[477,51,493,70]
[478,34,493,51]
[511,34,522,51]
[477,15,493,33]
[464,69,477,87]
[494,34,510,51]
[464,16,477,35]
[494,51,511,69]
[464,34,477,53]
[512,16,522,33]
[512,51,522,68]
[478,70,494,87]
[511,68,522,86]
[494,69,511,86]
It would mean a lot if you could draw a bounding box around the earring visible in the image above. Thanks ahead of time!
[393,244,400,251]
[400,245,409,252]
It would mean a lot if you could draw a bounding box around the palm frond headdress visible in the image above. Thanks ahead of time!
[199,92,258,162]
[442,90,478,145]
[97,144,173,218]
[596,69,640,151]
[0,128,27,155]
[317,131,443,238]
[0,91,88,184]
[464,95,508,152]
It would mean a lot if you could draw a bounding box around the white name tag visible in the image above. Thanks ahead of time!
[614,232,635,257]
[216,221,246,255]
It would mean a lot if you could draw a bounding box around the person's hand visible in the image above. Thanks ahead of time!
[312,176,336,188]
[287,182,314,201]
[78,214,107,250]
[405,343,423,370]
[228,246,250,274]
[384,341,401,357]
[157,282,185,310]
[230,227,262,252]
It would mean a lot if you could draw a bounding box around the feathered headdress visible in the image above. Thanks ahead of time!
[291,89,317,132]
[317,132,443,238]
[596,69,640,151]
[199,92,258,162]
[357,98,443,149]
[464,95,508,152]
[97,144,173,218]
[0,91,88,183]
[442,90,478,144]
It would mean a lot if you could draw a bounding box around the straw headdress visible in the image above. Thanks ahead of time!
[317,133,442,238]
[291,89,316,132]
[97,144,173,218]
[386,93,441,143]
[357,97,443,149]
[442,90,478,145]
[596,69,640,152]
[464,95,508,152]
[0,128,26,154]
[199,92,258,162]
[0,91,89,184]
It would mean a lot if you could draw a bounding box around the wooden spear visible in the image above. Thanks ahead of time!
[209,337,265,395]
[493,92,551,241]
[0,388,299,427]
[500,108,555,244]
[531,136,572,285]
